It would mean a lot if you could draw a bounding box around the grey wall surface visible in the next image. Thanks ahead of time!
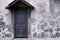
[0,0,14,40]
[27,0,60,40]
[0,0,60,40]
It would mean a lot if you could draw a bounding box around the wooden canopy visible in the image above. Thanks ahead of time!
[5,0,34,9]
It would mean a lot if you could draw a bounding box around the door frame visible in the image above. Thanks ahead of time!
[11,7,31,39]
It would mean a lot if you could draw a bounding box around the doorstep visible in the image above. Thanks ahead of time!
[14,38,28,40]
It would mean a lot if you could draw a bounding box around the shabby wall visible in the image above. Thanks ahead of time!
[0,0,14,40]
[30,0,60,40]
[0,0,60,40]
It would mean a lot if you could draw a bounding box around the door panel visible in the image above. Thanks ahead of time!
[14,8,28,38]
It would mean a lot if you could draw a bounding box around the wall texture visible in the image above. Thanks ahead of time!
[0,0,14,40]
[0,0,60,40]
[28,0,60,40]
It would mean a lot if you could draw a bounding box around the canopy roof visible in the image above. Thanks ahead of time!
[6,0,34,9]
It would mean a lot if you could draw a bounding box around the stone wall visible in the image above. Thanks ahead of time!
[0,0,60,40]
[30,0,50,39]
[0,0,14,40]
[29,0,60,40]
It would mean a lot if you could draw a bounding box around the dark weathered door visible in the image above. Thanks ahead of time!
[14,8,28,38]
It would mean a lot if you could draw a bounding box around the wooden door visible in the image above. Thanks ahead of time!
[13,8,28,38]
